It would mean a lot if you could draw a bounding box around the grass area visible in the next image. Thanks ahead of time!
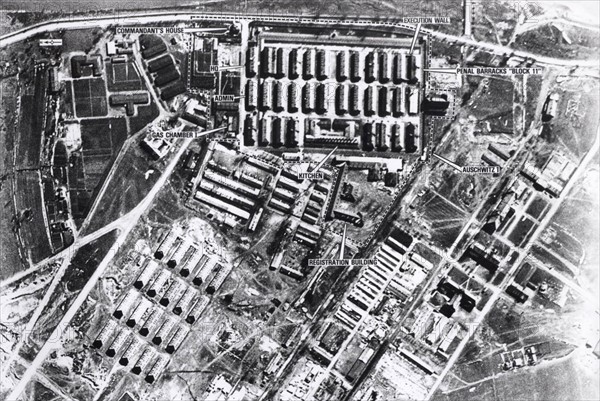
[0,77,24,279]
[469,77,514,122]
[493,354,597,401]
[128,100,160,134]
[19,229,118,361]
[435,164,494,213]
[506,216,536,247]
[547,225,584,267]
[530,245,574,278]
[80,137,162,235]
[524,75,543,130]
[15,171,53,264]
[472,1,518,45]
[80,117,128,189]
[60,28,104,53]
[16,65,47,169]
[543,78,599,162]
[72,78,108,118]
[63,230,119,292]
[433,378,496,401]
[66,117,130,227]
[106,60,144,92]
[437,289,596,401]
[416,189,468,249]
[28,381,61,400]
[536,170,599,284]
[0,185,22,279]
[525,194,548,220]
[513,24,600,60]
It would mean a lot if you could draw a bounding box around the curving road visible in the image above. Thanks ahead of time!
[1,11,598,70]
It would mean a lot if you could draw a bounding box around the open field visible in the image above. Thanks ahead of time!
[540,77,599,163]
[539,167,599,293]
[435,287,600,401]
[506,216,537,247]
[524,193,549,221]
[0,181,22,279]
[514,24,600,60]
[80,117,128,189]
[60,28,105,53]
[128,100,160,134]
[65,117,129,226]
[1,0,465,17]
[18,229,118,361]
[0,76,24,279]
[21,380,62,401]
[415,189,468,249]
[16,65,47,170]
[81,118,128,154]
[433,164,495,213]
[468,77,514,134]
[81,135,166,235]
[436,350,599,401]
[14,171,52,264]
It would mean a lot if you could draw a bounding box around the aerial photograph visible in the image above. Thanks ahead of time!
[0,0,598,400]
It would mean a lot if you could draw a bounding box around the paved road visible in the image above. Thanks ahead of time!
[425,125,600,400]
[1,8,597,399]
[0,215,123,291]
[1,11,598,70]
[0,211,127,379]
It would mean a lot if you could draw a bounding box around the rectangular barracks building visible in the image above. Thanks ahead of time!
[241,29,426,153]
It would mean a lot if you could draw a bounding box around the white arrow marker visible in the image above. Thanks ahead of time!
[339,224,347,260]
[423,68,457,74]
[183,27,229,33]
[310,146,338,174]
[409,22,422,55]
[218,65,244,71]
[433,153,462,172]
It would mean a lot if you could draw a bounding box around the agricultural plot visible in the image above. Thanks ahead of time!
[80,118,128,189]
[66,118,128,224]
[106,60,144,91]
[72,78,108,118]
